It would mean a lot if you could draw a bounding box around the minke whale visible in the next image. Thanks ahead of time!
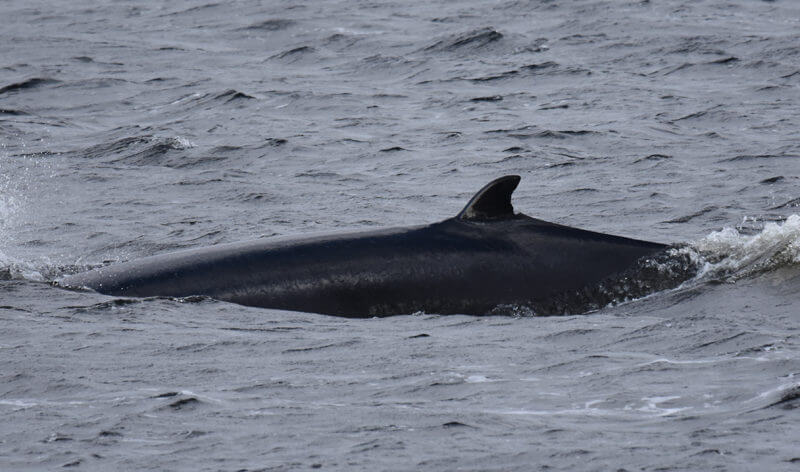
[60,175,683,317]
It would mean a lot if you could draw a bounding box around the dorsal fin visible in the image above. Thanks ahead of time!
[457,175,521,221]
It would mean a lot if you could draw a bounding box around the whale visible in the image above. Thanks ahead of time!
[59,175,678,317]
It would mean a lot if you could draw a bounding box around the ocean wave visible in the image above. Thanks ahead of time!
[423,27,503,53]
[75,135,204,167]
[0,77,60,95]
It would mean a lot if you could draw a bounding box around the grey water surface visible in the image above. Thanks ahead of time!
[2,0,800,470]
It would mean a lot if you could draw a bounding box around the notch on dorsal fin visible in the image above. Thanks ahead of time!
[457,175,521,221]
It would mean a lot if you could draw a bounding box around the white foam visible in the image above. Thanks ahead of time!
[749,381,800,403]
[637,396,690,416]
[172,136,195,149]
[465,375,493,383]
[0,398,87,410]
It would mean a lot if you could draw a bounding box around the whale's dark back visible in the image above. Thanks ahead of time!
[61,213,667,317]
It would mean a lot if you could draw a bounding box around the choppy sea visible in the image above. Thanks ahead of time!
[2,0,800,470]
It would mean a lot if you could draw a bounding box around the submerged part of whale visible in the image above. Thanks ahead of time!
[59,176,695,317]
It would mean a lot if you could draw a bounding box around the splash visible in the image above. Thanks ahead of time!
[691,214,800,281]
[0,152,50,281]
[0,156,22,276]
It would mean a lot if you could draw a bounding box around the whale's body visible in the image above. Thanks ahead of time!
[60,176,668,317]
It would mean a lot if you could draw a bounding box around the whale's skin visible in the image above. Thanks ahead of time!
[59,176,667,317]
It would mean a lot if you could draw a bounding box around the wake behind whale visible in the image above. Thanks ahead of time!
[59,176,697,317]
